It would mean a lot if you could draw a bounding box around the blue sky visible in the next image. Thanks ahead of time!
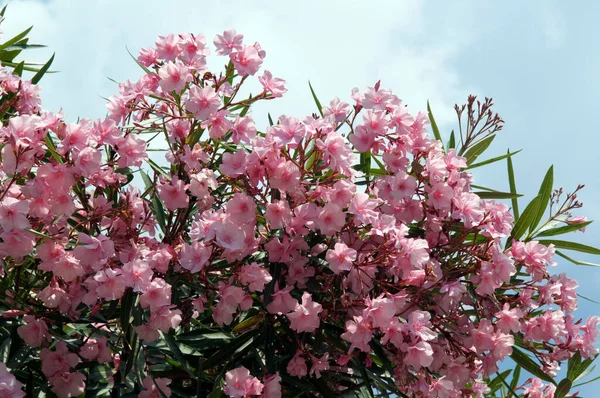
[3,0,600,394]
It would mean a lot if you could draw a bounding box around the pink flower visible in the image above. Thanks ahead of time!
[323,97,351,123]
[139,376,172,398]
[341,316,373,353]
[258,70,287,98]
[225,193,256,224]
[50,371,87,398]
[122,258,154,293]
[0,361,25,398]
[158,61,192,92]
[452,192,484,228]
[287,351,307,378]
[0,197,29,231]
[179,241,211,273]
[403,340,434,369]
[117,134,147,168]
[215,220,246,251]
[316,203,346,236]
[79,336,112,363]
[148,305,182,333]
[158,176,189,211]
[229,45,263,76]
[265,200,293,230]
[325,242,356,274]
[262,374,282,398]
[266,285,297,315]
[94,268,126,301]
[185,85,221,120]
[219,150,247,177]
[309,353,330,378]
[231,115,256,144]
[223,366,264,398]
[155,34,180,61]
[287,292,322,333]
[140,278,172,311]
[17,315,50,347]
[40,341,80,380]
[239,262,272,292]
[213,29,244,56]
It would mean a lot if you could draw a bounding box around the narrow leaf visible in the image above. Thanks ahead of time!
[463,134,495,165]
[538,240,600,255]
[507,149,520,219]
[474,191,522,200]
[447,130,456,149]
[31,53,55,84]
[0,26,33,51]
[510,346,556,385]
[467,149,522,169]
[427,100,443,145]
[509,195,541,243]
[308,81,323,117]
[536,221,592,237]
[529,165,554,234]
[554,378,572,398]
[556,250,600,267]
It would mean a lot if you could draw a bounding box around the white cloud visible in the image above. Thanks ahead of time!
[1,0,474,130]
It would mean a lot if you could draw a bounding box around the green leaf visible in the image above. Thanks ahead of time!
[200,329,259,371]
[0,26,33,51]
[467,149,522,169]
[308,81,323,117]
[574,373,600,388]
[474,191,523,200]
[556,250,600,267]
[529,165,554,234]
[126,46,152,74]
[554,378,572,398]
[536,221,592,237]
[507,149,520,219]
[509,194,542,244]
[510,346,556,385]
[268,113,274,126]
[463,134,495,165]
[151,195,167,234]
[0,338,10,364]
[161,332,195,376]
[538,240,600,255]
[509,364,521,392]
[427,100,443,146]
[145,158,170,178]
[12,61,24,77]
[488,370,512,393]
[31,53,55,84]
[447,130,456,149]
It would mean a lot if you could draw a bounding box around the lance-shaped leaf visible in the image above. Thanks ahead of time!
[507,148,520,219]
[0,26,33,51]
[508,194,541,246]
[308,80,324,117]
[446,129,456,149]
[510,346,556,385]
[467,149,522,170]
[538,239,600,255]
[463,134,495,165]
[554,378,572,398]
[556,250,600,267]
[31,53,55,84]
[427,100,443,146]
[529,165,554,234]
[474,191,522,200]
[535,221,593,237]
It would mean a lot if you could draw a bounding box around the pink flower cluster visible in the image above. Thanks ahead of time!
[0,28,597,397]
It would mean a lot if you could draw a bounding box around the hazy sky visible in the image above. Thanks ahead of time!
[3,0,600,393]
